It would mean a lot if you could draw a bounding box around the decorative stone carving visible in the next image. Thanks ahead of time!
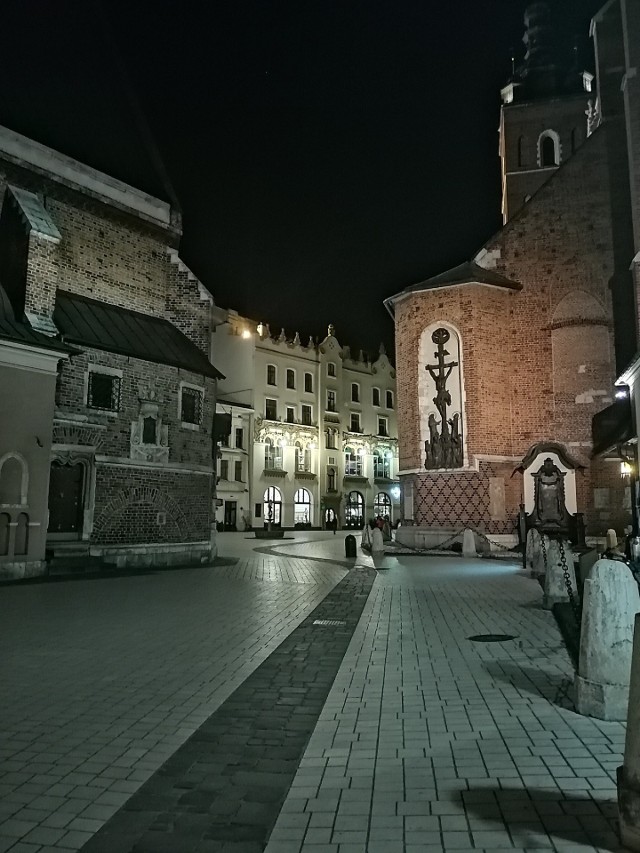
[423,328,463,469]
[531,457,569,533]
[130,396,169,463]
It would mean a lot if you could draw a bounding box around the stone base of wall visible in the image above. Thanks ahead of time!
[0,559,46,581]
[396,526,518,552]
[91,541,213,569]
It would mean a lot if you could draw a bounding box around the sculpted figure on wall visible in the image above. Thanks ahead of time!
[423,328,463,470]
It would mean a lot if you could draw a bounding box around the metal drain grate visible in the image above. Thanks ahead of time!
[468,633,517,643]
[313,619,347,627]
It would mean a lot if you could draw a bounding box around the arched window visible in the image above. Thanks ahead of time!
[517,135,527,167]
[0,513,10,556]
[327,467,337,491]
[538,130,559,167]
[295,442,311,473]
[344,446,362,477]
[264,438,283,469]
[263,486,282,526]
[14,512,29,556]
[294,488,312,525]
[374,451,391,479]
[0,454,27,505]
[374,492,392,519]
[345,491,364,529]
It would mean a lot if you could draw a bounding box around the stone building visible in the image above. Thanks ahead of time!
[385,0,638,545]
[211,312,399,530]
[0,125,221,577]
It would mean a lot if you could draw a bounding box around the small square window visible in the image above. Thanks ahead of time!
[87,371,120,411]
[286,369,295,389]
[304,372,313,393]
[181,387,203,425]
[265,398,277,420]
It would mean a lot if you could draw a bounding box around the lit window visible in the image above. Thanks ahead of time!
[374,451,391,479]
[264,438,283,469]
[304,372,313,393]
[267,364,277,386]
[181,386,203,425]
[87,370,120,411]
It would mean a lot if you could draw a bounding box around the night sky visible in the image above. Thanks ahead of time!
[2,0,603,356]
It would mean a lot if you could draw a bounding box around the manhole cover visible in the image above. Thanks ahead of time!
[468,633,517,643]
[313,619,346,627]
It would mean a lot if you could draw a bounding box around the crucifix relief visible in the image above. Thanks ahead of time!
[424,328,463,469]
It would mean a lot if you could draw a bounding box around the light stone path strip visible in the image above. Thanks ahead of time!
[266,554,627,853]
[0,550,346,853]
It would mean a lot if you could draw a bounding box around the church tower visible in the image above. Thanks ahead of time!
[499,2,594,223]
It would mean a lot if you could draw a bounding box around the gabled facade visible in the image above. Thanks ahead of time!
[212,314,399,530]
[0,125,222,576]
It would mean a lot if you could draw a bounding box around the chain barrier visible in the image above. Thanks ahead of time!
[557,538,581,626]
[540,531,548,573]
[388,527,521,557]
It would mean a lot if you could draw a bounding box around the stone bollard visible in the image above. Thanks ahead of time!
[543,538,576,609]
[606,528,618,550]
[462,528,477,558]
[371,526,384,555]
[575,559,640,721]
[618,613,640,849]
[526,528,541,572]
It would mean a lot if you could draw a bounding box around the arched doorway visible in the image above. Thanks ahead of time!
[374,491,392,520]
[263,486,282,527]
[345,491,364,529]
[294,488,312,527]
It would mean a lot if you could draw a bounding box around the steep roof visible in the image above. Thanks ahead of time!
[54,291,223,379]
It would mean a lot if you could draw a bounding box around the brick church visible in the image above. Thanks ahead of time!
[0,125,222,578]
[386,0,640,545]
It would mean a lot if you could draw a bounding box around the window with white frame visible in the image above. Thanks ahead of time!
[286,368,295,389]
[327,362,336,377]
[326,389,336,412]
[372,387,380,407]
[219,459,229,480]
[180,383,204,426]
[350,412,361,432]
[344,446,362,477]
[351,382,360,403]
[374,450,391,479]
[295,442,311,473]
[286,406,295,423]
[326,429,337,449]
[264,438,283,469]
[304,372,313,393]
[386,389,394,409]
[301,404,312,426]
[87,366,121,412]
[377,416,388,437]
[267,364,277,386]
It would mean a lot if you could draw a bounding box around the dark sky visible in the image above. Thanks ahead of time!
[2,0,603,355]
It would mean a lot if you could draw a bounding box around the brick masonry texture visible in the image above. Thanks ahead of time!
[395,123,630,535]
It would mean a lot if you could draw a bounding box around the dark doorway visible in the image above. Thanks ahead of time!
[224,500,237,531]
[48,462,84,539]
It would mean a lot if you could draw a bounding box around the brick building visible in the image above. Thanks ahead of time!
[385,0,638,545]
[211,312,399,531]
[0,126,222,577]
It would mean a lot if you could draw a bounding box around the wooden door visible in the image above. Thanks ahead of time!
[48,462,84,538]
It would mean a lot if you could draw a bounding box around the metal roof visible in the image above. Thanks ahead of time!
[54,291,223,379]
[0,317,76,354]
[385,261,521,308]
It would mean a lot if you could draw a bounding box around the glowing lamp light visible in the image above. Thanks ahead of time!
[241,329,251,339]
[309,442,316,449]
[621,461,633,477]
[386,451,393,459]
[615,386,629,399]
[391,486,401,500]
[357,447,365,456]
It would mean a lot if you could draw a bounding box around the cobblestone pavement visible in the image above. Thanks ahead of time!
[1,534,629,853]
[0,537,347,853]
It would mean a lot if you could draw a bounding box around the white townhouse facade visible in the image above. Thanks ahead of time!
[211,312,399,530]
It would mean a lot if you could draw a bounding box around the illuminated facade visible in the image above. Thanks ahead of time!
[211,314,399,529]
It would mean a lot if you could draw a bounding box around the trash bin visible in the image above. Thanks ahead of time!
[345,534,357,558]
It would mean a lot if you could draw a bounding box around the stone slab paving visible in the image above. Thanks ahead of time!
[0,548,347,853]
[267,554,627,853]
[79,564,377,853]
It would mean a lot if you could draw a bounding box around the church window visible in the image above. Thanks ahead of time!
[538,130,560,167]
